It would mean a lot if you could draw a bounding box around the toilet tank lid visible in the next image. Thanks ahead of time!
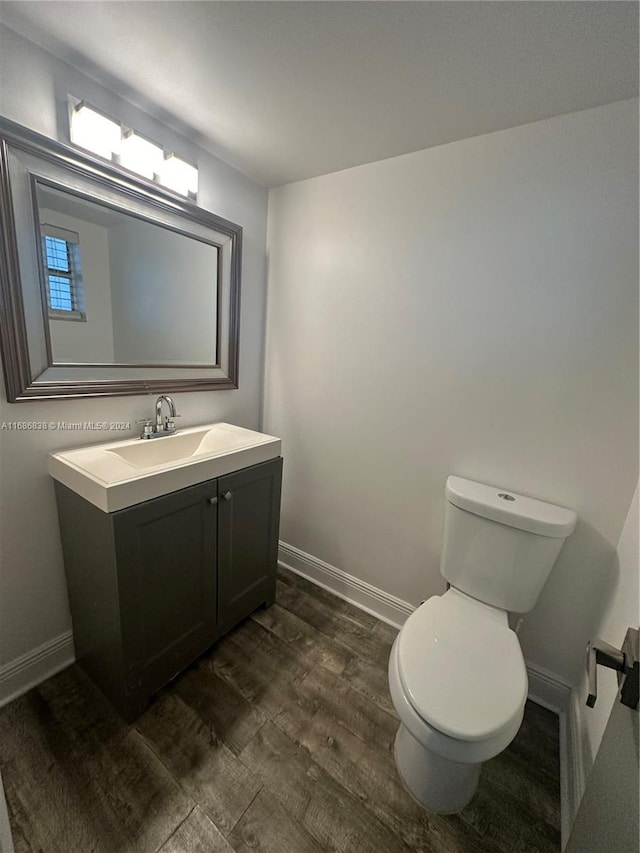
[446,476,577,538]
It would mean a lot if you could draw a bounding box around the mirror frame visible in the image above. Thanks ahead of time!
[0,116,241,402]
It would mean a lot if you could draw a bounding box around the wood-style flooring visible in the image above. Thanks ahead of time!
[0,568,561,853]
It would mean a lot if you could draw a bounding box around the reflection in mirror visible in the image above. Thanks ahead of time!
[36,185,220,367]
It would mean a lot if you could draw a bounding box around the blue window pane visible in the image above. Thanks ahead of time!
[48,275,73,311]
[45,236,70,272]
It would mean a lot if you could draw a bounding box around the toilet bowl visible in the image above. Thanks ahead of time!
[388,475,577,813]
[389,588,527,813]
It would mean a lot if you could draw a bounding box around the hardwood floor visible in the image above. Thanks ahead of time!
[0,568,561,852]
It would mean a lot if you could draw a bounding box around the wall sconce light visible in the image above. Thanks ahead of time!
[70,102,122,161]
[159,153,199,198]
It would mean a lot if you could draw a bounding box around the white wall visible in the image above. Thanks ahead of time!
[39,208,116,364]
[264,99,639,686]
[0,24,268,669]
[108,219,217,364]
[578,483,639,773]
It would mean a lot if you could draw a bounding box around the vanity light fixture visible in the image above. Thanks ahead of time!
[70,102,122,161]
[159,153,199,198]
[68,97,198,199]
[120,130,165,181]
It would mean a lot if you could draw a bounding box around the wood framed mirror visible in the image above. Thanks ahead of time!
[0,117,241,402]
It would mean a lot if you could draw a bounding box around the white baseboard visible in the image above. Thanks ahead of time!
[526,661,572,713]
[278,541,414,628]
[278,540,584,848]
[0,631,75,709]
[562,687,586,848]
[526,662,584,848]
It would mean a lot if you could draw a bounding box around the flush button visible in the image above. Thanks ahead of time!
[498,493,516,501]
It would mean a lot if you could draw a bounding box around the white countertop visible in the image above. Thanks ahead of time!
[49,422,281,512]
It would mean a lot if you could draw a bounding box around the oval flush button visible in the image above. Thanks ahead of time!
[498,493,516,501]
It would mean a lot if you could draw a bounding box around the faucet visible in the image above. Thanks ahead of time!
[138,395,180,439]
[156,394,177,432]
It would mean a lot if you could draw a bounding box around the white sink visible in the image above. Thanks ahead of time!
[49,422,281,512]
[106,429,211,468]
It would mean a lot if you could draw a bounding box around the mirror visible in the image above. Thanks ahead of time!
[0,117,241,401]
[38,184,220,367]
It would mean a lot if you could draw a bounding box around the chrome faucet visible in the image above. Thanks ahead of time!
[156,394,177,432]
[137,395,180,439]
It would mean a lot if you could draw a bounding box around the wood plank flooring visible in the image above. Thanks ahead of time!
[0,568,561,852]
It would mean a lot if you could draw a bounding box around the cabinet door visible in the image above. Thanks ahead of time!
[113,480,218,694]
[218,458,283,628]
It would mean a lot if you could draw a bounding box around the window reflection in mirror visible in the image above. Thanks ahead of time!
[36,184,220,367]
[41,227,86,320]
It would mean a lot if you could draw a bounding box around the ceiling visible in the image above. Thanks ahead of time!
[39,185,131,229]
[0,1,637,187]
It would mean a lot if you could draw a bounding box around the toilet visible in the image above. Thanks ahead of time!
[388,475,577,814]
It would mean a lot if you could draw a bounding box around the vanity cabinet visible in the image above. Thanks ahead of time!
[54,457,282,722]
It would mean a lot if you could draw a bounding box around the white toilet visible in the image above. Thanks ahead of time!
[388,475,577,814]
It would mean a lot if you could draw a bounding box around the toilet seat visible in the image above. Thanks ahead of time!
[389,636,525,764]
[397,588,527,743]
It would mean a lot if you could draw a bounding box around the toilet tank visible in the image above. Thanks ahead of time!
[440,476,577,613]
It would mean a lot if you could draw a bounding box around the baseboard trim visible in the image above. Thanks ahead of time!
[526,662,584,848]
[0,631,75,709]
[562,687,586,848]
[278,540,583,849]
[278,541,414,628]
[526,660,572,713]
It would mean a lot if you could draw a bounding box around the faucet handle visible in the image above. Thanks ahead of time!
[165,414,181,432]
[135,418,155,438]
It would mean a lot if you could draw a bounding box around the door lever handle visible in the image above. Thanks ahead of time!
[586,638,627,708]
[620,661,639,710]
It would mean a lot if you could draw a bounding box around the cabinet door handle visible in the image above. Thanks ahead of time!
[222,491,232,501]
[208,496,218,505]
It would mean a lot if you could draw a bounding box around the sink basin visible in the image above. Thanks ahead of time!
[49,422,281,512]
[106,429,211,468]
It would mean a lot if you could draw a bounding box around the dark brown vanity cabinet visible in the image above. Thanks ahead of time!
[54,457,282,722]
